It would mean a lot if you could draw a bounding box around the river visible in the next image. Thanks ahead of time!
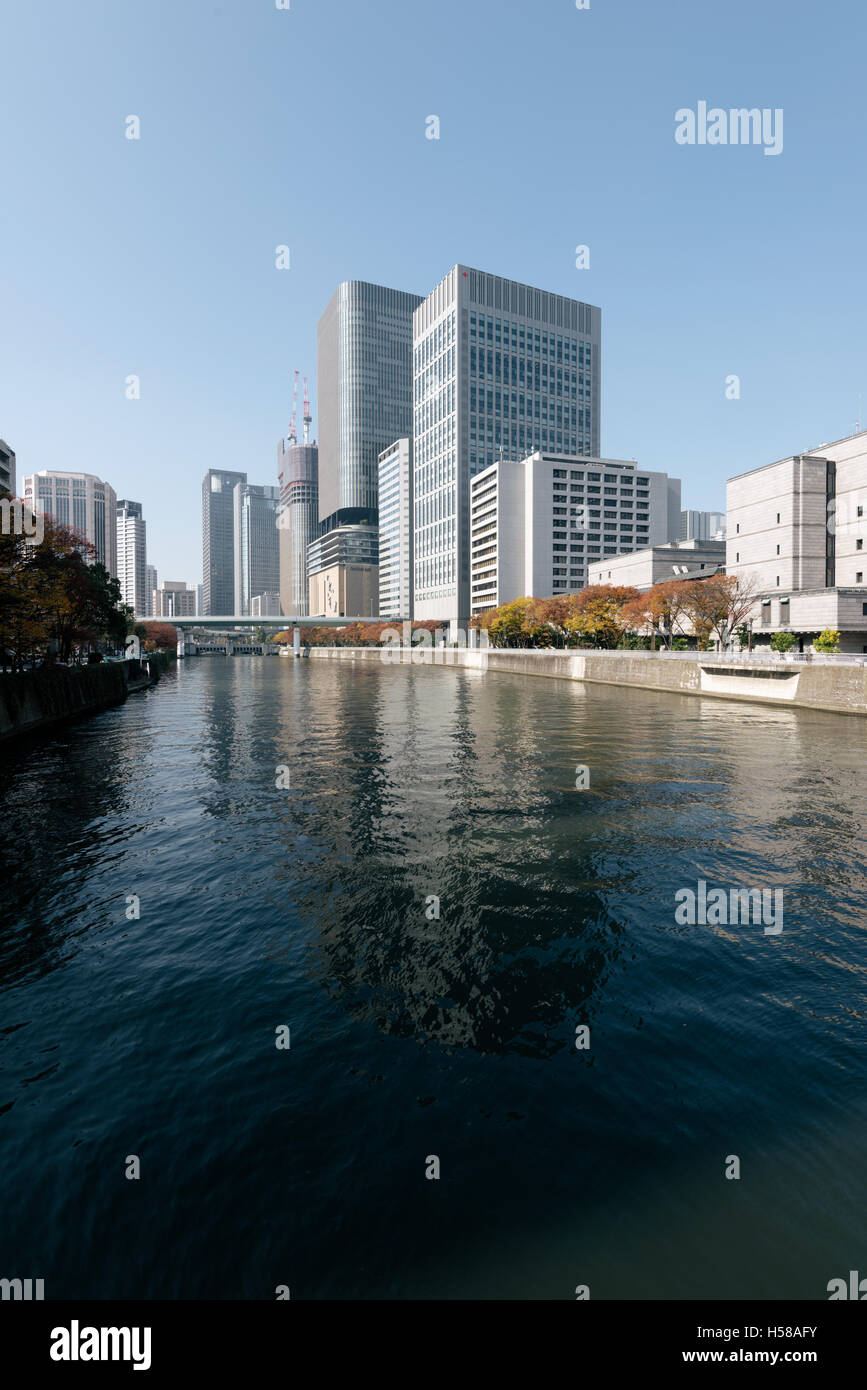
[1,657,865,1299]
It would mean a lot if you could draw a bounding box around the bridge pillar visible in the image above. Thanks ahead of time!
[293,625,301,659]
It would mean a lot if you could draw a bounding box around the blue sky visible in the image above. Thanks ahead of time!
[2,0,865,583]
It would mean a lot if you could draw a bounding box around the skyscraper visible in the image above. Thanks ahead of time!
[202,469,246,614]
[313,281,422,614]
[378,437,413,619]
[681,509,726,541]
[116,498,148,616]
[146,564,158,618]
[233,482,280,616]
[23,470,118,574]
[278,438,319,617]
[317,280,422,522]
[412,264,602,625]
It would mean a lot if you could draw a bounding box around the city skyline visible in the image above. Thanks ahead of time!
[4,1,865,584]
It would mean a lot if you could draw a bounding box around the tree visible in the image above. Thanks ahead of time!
[681,574,758,650]
[770,632,797,652]
[140,620,178,651]
[563,585,640,648]
[622,579,692,650]
[813,628,840,653]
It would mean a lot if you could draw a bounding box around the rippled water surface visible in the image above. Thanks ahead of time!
[1,658,866,1299]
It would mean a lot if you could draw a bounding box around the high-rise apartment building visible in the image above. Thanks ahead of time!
[470,452,681,617]
[23,470,117,574]
[0,439,16,496]
[277,438,319,617]
[378,438,413,619]
[233,482,280,616]
[116,499,148,616]
[202,469,246,614]
[153,580,196,618]
[681,508,726,541]
[146,564,158,618]
[413,265,602,625]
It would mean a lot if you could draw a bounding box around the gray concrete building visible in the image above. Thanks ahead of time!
[233,482,280,616]
[413,265,602,626]
[588,537,726,591]
[202,469,246,614]
[0,439,16,496]
[378,437,413,620]
[153,580,196,618]
[470,452,681,616]
[681,508,725,541]
[116,498,148,616]
[24,470,117,574]
[277,439,319,618]
[727,428,867,649]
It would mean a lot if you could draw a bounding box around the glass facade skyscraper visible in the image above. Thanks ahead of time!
[233,482,280,616]
[202,469,246,614]
[317,280,422,524]
[412,265,601,624]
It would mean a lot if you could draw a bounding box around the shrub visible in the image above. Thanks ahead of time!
[813,628,841,653]
[770,632,797,652]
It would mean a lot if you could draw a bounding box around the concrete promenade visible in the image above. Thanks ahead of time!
[306,647,867,717]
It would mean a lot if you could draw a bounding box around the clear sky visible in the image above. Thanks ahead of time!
[2,0,865,584]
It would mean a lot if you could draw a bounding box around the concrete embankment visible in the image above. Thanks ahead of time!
[306,647,867,716]
[0,655,170,742]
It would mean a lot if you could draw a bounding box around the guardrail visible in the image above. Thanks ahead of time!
[482,648,867,667]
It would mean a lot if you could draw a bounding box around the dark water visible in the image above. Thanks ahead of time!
[1,657,865,1300]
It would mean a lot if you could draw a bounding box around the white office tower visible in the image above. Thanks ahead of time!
[470,452,681,617]
[23,470,118,575]
[378,438,413,619]
[116,499,148,616]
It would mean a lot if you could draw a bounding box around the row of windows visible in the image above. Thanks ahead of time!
[469,314,591,368]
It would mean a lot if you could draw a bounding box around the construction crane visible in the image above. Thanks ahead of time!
[303,377,312,445]
[288,369,300,444]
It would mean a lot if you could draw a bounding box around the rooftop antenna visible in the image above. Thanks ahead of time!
[303,376,312,445]
[288,369,299,445]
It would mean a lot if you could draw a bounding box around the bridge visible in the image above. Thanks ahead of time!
[171,615,404,658]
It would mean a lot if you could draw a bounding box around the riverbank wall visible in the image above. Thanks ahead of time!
[306,647,867,716]
[0,653,171,742]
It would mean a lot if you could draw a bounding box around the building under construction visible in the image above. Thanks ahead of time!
[277,372,319,617]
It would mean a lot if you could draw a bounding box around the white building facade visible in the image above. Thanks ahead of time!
[413,266,602,626]
[23,470,117,575]
[378,437,413,619]
[116,499,148,616]
[470,452,681,617]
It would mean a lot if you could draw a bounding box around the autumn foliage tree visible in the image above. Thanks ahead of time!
[139,621,178,652]
[0,504,130,670]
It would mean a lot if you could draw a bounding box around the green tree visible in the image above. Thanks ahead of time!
[770,632,797,652]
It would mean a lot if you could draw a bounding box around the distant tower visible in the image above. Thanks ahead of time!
[278,374,319,617]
